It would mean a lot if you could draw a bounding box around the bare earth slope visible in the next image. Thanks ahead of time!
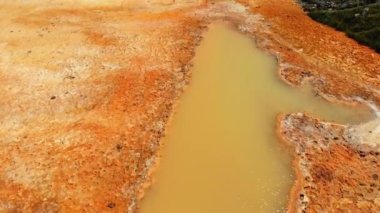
[0,0,379,212]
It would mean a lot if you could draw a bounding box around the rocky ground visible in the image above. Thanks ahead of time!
[280,113,380,212]
[0,0,379,212]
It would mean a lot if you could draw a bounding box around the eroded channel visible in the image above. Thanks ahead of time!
[140,22,373,213]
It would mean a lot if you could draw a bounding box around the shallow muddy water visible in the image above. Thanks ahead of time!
[140,23,372,213]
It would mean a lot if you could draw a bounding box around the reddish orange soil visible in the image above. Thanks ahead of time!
[0,0,379,212]
[238,0,380,102]
[280,114,380,212]
[0,2,205,212]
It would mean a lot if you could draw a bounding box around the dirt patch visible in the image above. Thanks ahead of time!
[280,114,380,212]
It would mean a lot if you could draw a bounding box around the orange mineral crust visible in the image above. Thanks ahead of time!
[0,2,205,212]
[0,0,379,212]
[238,0,380,104]
[280,114,380,212]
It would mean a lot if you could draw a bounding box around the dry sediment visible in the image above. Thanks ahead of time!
[280,114,380,212]
[0,2,206,212]
[0,0,379,212]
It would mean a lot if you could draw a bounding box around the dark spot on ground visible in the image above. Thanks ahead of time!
[107,202,116,209]
[300,193,305,200]
[64,75,76,80]
[372,174,378,180]
[313,165,333,182]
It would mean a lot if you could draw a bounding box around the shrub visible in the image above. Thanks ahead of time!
[307,4,380,52]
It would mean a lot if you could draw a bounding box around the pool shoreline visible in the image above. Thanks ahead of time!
[139,2,380,211]
[138,16,376,212]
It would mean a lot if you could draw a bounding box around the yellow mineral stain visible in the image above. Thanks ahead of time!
[141,22,373,213]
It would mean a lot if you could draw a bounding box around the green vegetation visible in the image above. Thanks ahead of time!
[301,0,379,10]
[307,4,380,52]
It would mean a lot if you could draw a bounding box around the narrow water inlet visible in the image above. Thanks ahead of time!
[140,22,373,213]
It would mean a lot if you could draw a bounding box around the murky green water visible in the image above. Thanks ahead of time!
[140,22,373,213]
